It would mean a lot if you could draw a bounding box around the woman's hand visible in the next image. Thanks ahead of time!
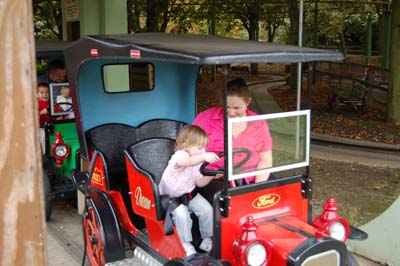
[255,150,273,183]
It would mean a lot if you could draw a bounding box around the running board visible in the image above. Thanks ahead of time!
[106,247,163,266]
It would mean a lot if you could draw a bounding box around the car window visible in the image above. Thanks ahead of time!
[103,63,154,93]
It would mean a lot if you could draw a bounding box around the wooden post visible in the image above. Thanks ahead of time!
[0,0,47,265]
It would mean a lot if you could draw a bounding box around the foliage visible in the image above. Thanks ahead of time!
[302,2,378,50]
[33,0,62,40]
[36,63,48,76]
[129,0,172,32]
[129,0,210,33]
[262,2,287,42]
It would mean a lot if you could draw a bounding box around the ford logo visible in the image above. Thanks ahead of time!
[252,194,280,209]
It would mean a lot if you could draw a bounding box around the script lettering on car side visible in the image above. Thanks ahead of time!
[134,187,151,210]
[252,194,280,209]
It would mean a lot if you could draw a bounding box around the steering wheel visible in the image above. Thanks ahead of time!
[55,102,73,112]
[199,148,252,176]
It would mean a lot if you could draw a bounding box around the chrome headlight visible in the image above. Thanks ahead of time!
[54,145,68,157]
[247,243,267,266]
[329,222,346,241]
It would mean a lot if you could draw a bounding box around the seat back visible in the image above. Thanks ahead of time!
[86,124,137,180]
[137,119,186,142]
[126,138,175,185]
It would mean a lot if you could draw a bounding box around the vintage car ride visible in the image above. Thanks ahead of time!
[65,33,367,266]
[36,39,79,220]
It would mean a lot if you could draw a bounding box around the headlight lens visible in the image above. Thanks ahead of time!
[247,243,267,266]
[329,221,346,241]
[55,145,68,157]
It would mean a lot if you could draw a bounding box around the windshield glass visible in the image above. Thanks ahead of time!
[227,110,310,181]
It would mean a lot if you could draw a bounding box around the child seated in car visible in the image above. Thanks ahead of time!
[158,125,222,256]
[37,83,63,153]
[56,85,74,119]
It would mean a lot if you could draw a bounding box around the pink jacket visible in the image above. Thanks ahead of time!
[193,106,272,183]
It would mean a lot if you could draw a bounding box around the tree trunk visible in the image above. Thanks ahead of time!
[388,0,400,125]
[146,0,158,31]
[0,0,46,265]
[249,19,259,74]
[377,6,385,54]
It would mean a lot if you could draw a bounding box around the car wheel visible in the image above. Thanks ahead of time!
[84,201,107,266]
[346,251,360,266]
[83,195,125,266]
[43,170,53,221]
[164,258,192,266]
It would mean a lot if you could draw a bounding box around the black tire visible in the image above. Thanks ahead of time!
[164,258,193,266]
[43,170,53,221]
[346,251,359,266]
[83,190,125,266]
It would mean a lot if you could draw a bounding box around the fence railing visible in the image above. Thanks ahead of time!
[315,61,389,103]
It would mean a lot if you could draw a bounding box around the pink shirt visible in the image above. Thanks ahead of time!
[193,106,272,183]
[158,150,201,197]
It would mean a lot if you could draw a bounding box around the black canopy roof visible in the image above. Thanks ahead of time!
[35,39,72,59]
[65,32,344,65]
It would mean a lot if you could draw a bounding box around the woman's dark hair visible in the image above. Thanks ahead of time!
[48,60,66,71]
[227,77,251,100]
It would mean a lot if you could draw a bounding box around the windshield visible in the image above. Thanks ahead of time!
[227,110,310,181]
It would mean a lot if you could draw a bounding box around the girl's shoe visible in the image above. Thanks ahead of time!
[182,242,196,256]
[199,237,212,252]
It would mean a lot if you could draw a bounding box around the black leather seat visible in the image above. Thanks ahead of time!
[125,137,175,220]
[86,123,137,187]
[137,119,186,141]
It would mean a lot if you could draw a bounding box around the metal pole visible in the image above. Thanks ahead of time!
[208,0,217,81]
[296,0,304,161]
[297,0,304,111]
[312,0,319,83]
[222,66,229,217]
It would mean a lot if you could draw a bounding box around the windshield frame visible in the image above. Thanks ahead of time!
[227,109,311,181]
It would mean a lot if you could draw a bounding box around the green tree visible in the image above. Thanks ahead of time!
[33,0,62,39]
[262,3,287,42]
[168,1,208,33]
[129,0,179,32]
[388,0,400,125]
[129,0,209,33]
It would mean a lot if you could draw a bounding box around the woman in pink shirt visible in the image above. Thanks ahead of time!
[193,77,273,184]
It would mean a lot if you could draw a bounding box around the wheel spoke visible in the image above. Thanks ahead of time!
[84,205,106,266]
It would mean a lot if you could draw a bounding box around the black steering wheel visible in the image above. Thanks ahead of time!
[199,148,252,176]
[55,102,73,112]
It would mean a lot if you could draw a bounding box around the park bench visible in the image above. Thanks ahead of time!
[328,82,369,113]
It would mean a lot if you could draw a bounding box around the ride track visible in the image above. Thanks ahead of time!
[310,133,400,168]
[247,78,400,168]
